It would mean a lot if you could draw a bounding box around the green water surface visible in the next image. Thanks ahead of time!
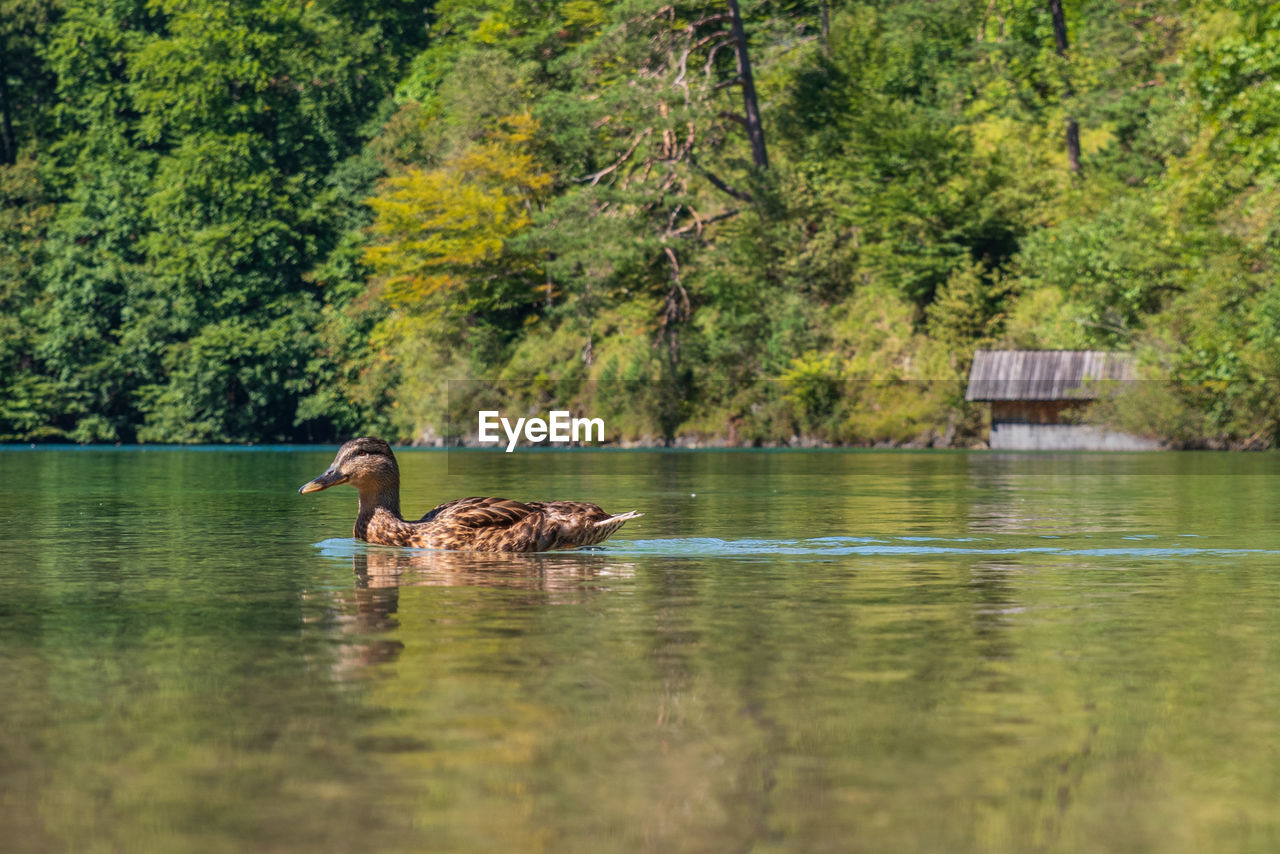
[2,448,1280,853]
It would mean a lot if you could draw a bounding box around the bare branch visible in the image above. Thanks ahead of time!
[670,207,740,237]
[675,32,730,88]
[576,128,652,185]
[657,170,678,196]
[674,40,692,88]
[632,159,654,189]
[705,37,734,77]
[688,12,731,29]
[689,153,753,202]
[660,245,691,355]
[681,121,696,160]
[661,204,744,240]
[667,203,684,234]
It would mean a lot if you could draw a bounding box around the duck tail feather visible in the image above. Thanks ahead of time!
[594,510,643,527]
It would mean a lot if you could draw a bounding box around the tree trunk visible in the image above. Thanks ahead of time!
[819,0,830,55]
[1048,0,1081,174]
[1048,0,1069,54]
[726,0,768,170]
[1064,116,1081,174]
[0,38,16,166]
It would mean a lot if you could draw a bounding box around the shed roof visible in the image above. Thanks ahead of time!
[965,350,1136,402]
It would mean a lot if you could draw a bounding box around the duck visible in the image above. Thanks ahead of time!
[298,437,643,552]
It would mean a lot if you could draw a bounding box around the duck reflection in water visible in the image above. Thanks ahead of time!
[325,548,636,672]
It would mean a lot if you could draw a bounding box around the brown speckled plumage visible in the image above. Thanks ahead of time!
[299,437,642,552]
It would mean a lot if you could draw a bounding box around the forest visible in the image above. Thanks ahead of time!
[2,0,1279,447]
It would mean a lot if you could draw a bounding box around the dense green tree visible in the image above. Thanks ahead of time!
[0,158,59,439]
[7,0,1280,447]
[0,2,61,438]
[21,0,428,442]
[0,0,60,165]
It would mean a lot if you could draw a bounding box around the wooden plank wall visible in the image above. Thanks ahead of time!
[991,400,1078,425]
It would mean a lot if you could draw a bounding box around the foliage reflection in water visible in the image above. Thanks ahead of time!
[2,448,1280,853]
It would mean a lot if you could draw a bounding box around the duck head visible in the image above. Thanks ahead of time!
[299,437,400,495]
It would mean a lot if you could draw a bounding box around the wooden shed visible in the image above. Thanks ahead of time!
[965,350,1159,450]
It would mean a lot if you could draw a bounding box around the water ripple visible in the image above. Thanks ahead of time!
[607,536,1280,558]
[316,536,1280,559]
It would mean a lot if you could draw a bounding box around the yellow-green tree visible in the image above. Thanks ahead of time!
[363,113,553,434]
[365,113,551,324]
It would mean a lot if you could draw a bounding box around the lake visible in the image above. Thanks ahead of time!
[2,448,1279,853]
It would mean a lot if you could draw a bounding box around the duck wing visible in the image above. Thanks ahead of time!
[417,496,540,528]
[414,497,640,551]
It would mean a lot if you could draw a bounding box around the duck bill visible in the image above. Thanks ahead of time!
[299,469,348,494]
